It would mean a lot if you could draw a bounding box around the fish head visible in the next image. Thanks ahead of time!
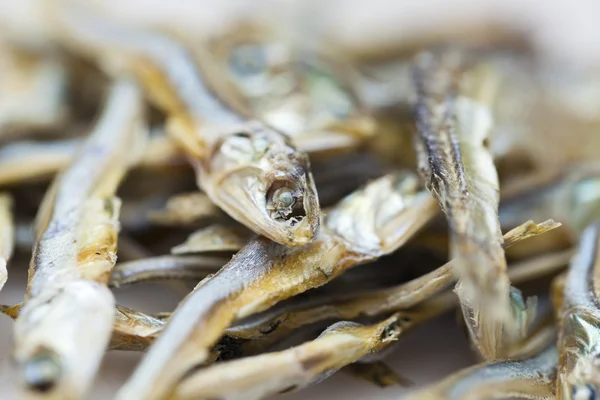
[204,121,320,246]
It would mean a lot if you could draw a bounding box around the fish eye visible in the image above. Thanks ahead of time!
[23,349,62,393]
[266,181,305,224]
[273,187,295,209]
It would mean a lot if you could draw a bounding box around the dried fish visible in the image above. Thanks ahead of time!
[0,193,14,292]
[0,133,187,187]
[147,192,222,227]
[205,22,375,152]
[405,345,558,400]
[12,79,145,399]
[556,222,600,398]
[3,303,166,353]
[115,172,437,399]
[51,3,322,247]
[224,220,561,354]
[171,224,252,254]
[171,313,414,400]
[342,361,411,388]
[109,255,226,287]
[412,48,529,359]
[0,42,67,137]
[500,163,600,243]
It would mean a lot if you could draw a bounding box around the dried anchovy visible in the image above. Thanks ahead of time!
[171,313,411,400]
[109,255,227,287]
[205,22,376,151]
[342,361,411,388]
[51,3,321,247]
[1,303,165,352]
[116,172,438,399]
[556,222,600,398]
[12,79,146,399]
[0,193,14,292]
[500,162,600,241]
[225,219,561,354]
[147,192,223,226]
[412,49,530,359]
[405,345,558,400]
[170,224,252,255]
[0,43,67,136]
[0,134,186,186]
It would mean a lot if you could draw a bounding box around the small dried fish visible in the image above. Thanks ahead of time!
[0,134,188,187]
[205,22,375,152]
[109,255,226,287]
[0,139,80,186]
[0,193,14,292]
[170,224,252,255]
[405,345,558,400]
[111,305,167,352]
[51,3,322,247]
[412,48,529,359]
[116,172,438,400]
[171,313,410,400]
[12,79,145,399]
[556,222,600,398]
[225,220,561,354]
[500,163,600,242]
[147,192,222,226]
[342,361,411,388]
[0,43,67,137]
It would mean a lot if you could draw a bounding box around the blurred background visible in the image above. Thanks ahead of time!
[0,0,599,398]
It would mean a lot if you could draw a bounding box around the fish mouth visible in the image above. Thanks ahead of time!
[216,168,320,247]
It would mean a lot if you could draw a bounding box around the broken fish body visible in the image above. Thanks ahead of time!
[12,79,145,399]
[51,3,321,247]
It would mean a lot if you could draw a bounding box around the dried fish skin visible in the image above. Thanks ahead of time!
[0,193,14,292]
[171,314,405,400]
[109,255,226,287]
[557,223,600,399]
[13,79,146,400]
[52,3,322,247]
[116,172,437,400]
[412,48,524,359]
[405,346,558,400]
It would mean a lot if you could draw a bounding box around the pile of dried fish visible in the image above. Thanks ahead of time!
[0,2,599,399]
